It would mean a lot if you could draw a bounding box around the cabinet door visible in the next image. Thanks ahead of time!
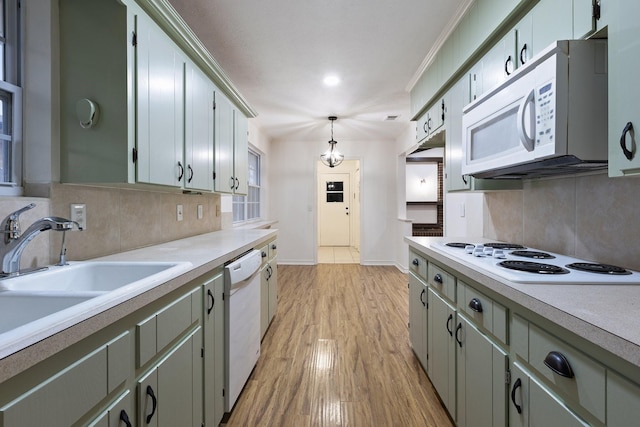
[185,61,214,191]
[574,0,606,39]
[531,0,572,54]
[445,77,471,192]
[509,363,589,427]
[608,0,640,176]
[607,370,640,427]
[408,274,428,370]
[234,110,249,195]
[214,91,235,192]
[136,13,185,187]
[515,13,533,68]
[268,262,278,324]
[88,390,135,427]
[138,328,202,427]
[203,274,225,426]
[260,263,270,338]
[427,288,456,417]
[456,315,508,427]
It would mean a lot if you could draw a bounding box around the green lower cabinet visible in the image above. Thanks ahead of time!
[137,327,202,427]
[202,273,226,426]
[509,362,589,427]
[408,273,428,370]
[427,288,456,417]
[88,390,135,427]
[456,315,508,427]
[606,370,640,427]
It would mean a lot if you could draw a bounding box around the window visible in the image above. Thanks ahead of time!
[0,0,22,193]
[233,149,261,223]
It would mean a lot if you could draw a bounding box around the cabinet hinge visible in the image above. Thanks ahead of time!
[441,99,446,121]
[201,347,204,358]
[213,101,216,110]
[131,31,137,47]
[132,147,138,163]
[408,322,410,329]
[505,369,511,385]
[593,1,601,20]
[213,171,216,180]
[222,388,225,397]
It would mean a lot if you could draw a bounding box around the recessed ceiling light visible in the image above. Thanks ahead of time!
[323,75,340,86]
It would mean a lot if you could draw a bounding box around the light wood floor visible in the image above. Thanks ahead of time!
[223,264,454,426]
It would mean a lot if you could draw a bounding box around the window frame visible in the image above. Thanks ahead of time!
[0,0,22,194]
[232,148,261,224]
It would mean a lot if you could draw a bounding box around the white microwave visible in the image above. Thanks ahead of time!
[461,40,608,179]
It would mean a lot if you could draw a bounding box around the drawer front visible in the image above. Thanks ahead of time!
[428,262,455,302]
[107,331,132,393]
[259,244,269,266]
[0,346,108,426]
[529,324,605,423]
[409,250,427,280]
[268,240,278,259]
[457,281,507,344]
[136,288,200,368]
[510,314,529,360]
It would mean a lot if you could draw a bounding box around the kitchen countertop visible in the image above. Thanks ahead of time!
[406,236,640,369]
[0,228,277,382]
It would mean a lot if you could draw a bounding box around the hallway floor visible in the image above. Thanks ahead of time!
[318,246,360,264]
[223,264,453,426]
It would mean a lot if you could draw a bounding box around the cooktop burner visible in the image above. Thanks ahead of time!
[445,242,472,248]
[566,263,632,275]
[511,250,555,259]
[485,243,527,250]
[499,260,570,275]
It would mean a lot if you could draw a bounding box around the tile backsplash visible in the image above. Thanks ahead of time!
[0,184,223,270]
[484,172,640,271]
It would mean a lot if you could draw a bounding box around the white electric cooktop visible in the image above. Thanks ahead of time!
[431,241,640,285]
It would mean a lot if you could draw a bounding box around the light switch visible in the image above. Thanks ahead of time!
[70,203,86,230]
[460,202,466,218]
[197,204,203,219]
[177,204,184,221]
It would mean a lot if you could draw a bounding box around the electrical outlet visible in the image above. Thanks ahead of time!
[70,203,86,230]
[177,204,184,221]
[197,204,204,219]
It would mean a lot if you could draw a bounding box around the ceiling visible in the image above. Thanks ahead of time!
[167,0,466,142]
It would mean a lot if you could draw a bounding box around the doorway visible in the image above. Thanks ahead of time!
[317,160,361,264]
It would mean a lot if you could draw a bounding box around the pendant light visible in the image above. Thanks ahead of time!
[320,116,344,168]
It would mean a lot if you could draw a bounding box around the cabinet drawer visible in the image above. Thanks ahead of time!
[268,240,278,259]
[409,250,427,280]
[528,324,605,423]
[0,346,108,426]
[137,287,200,367]
[457,281,507,344]
[259,244,269,266]
[107,331,132,393]
[428,262,455,302]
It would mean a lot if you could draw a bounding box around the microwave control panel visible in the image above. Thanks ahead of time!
[535,79,555,146]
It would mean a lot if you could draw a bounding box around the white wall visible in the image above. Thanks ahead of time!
[270,137,398,265]
[444,192,484,237]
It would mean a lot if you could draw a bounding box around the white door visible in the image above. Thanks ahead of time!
[319,173,350,246]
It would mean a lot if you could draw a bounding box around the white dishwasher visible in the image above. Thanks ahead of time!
[224,249,262,412]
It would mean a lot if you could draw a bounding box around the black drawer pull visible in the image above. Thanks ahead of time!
[620,121,634,160]
[412,258,420,266]
[446,313,453,336]
[420,288,426,307]
[511,378,523,414]
[433,273,443,284]
[520,43,528,65]
[468,298,483,313]
[455,323,463,347]
[543,351,575,378]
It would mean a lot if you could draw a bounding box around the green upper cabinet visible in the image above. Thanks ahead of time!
[213,91,249,195]
[608,0,640,177]
[574,0,607,39]
[184,61,215,191]
[59,0,132,183]
[59,0,255,189]
[135,11,185,187]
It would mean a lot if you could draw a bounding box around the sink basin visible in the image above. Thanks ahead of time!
[0,291,97,335]
[0,261,192,292]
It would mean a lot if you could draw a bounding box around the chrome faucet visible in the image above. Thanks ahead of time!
[0,204,82,276]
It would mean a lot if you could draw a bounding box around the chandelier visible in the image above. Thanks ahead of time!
[320,116,344,168]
